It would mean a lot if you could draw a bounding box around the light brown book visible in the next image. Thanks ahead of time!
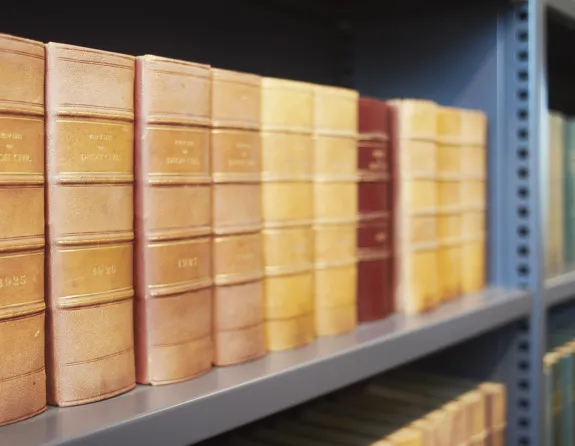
[312,84,359,336]
[134,55,213,385]
[479,382,507,446]
[45,43,136,406]
[211,68,266,365]
[388,99,439,314]
[547,111,565,279]
[460,109,487,292]
[261,77,315,351]
[436,107,463,303]
[0,33,46,426]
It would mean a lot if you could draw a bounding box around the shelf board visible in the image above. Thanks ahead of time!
[0,287,529,446]
[548,0,575,21]
[546,270,575,307]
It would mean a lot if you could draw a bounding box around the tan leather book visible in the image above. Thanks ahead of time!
[134,55,212,385]
[547,111,565,279]
[211,68,266,365]
[436,107,463,303]
[478,382,506,446]
[0,34,46,426]
[460,109,487,293]
[45,43,136,406]
[389,100,439,314]
[261,77,314,351]
[313,84,359,336]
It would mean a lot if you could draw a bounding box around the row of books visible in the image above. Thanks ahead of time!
[213,369,507,446]
[544,321,575,446]
[0,32,487,428]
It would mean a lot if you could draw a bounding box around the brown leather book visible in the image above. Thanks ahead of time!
[211,68,266,365]
[261,77,315,351]
[313,84,359,337]
[45,43,136,406]
[134,55,212,385]
[0,34,46,426]
[357,97,394,323]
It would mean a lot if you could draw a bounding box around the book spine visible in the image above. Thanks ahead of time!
[211,69,266,365]
[357,97,393,322]
[312,86,359,336]
[45,43,136,406]
[0,34,46,426]
[134,56,213,385]
[564,119,575,269]
[260,79,315,351]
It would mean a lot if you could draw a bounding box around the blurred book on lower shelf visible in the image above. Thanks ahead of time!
[205,368,506,446]
[545,321,575,446]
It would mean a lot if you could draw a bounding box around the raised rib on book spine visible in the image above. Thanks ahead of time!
[260,77,315,351]
[357,97,394,323]
[134,55,212,385]
[45,43,136,405]
[0,33,46,426]
[211,68,266,365]
[313,85,359,336]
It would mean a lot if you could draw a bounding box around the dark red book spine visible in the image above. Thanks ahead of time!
[357,98,394,322]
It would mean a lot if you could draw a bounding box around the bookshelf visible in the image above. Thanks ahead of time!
[0,289,528,446]
[0,0,556,445]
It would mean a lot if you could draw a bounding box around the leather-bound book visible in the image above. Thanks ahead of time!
[313,85,359,336]
[211,68,266,365]
[388,100,439,314]
[261,77,314,351]
[357,97,394,322]
[436,107,463,303]
[134,56,212,385]
[460,109,487,293]
[0,34,46,426]
[45,43,136,405]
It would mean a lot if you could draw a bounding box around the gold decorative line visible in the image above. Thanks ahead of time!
[57,288,134,309]
[54,118,131,126]
[0,115,43,122]
[357,173,389,182]
[145,121,210,130]
[152,333,211,348]
[57,45,134,61]
[0,237,44,253]
[265,311,314,322]
[146,226,211,242]
[260,125,313,135]
[214,272,264,286]
[314,259,357,270]
[0,249,43,259]
[260,174,313,182]
[263,219,314,229]
[0,47,43,59]
[214,320,263,333]
[149,68,208,78]
[55,232,133,246]
[265,264,314,277]
[56,56,132,70]
[356,250,391,262]
[146,237,210,248]
[211,120,259,131]
[213,224,263,236]
[63,347,134,366]
[0,367,45,384]
[212,173,261,183]
[148,278,213,297]
[358,211,389,221]
[313,216,358,226]
[404,241,439,251]
[358,133,389,141]
[0,301,45,321]
[313,130,357,138]
[55,174,133,185]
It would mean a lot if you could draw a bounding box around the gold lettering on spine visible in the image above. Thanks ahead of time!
[92,265,117,276]
[177,257,198,268]
[0,275,27,288]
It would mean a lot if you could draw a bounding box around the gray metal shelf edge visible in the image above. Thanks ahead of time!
[548,0,575,20]
[545,270,575,307]
[0,288,529,446]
